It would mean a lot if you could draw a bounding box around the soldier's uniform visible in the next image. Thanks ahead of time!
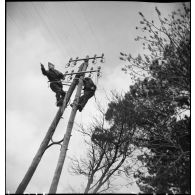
[77,77,96,112]
[41,63,66,106]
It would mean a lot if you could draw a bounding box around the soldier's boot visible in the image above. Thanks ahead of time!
[61,91,66,100]
[57,100,63,107]
[78,105,83,112]
[70,103,82,111]
[56,93,63,107]
[56,91,66,106]
[70,98,82,111]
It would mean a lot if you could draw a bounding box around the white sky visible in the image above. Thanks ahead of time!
[5,1,188,194]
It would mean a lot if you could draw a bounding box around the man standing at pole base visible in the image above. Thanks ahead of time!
[41,62,66,106]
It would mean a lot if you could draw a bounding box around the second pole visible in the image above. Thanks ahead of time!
[49,60,89,193]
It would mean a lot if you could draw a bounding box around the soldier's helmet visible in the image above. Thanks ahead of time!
[48,62,55,69]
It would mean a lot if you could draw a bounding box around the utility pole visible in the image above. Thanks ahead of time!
[15,62,85,194]
[49,54,104,193]
[49,61,87,193]
[15,54,104,194]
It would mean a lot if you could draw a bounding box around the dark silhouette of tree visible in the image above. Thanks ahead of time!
[69,3,190,194]
[118,3,190,194]
[69,104,141,193]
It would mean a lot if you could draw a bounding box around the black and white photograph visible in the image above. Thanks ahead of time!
[6,1,191,194]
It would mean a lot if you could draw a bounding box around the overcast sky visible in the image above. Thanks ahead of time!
[6,1,185,193]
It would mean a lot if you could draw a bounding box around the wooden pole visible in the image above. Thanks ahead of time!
[15,63,85,194]
[49,61,88,193]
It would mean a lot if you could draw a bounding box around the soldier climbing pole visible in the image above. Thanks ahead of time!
[15,54,104,194]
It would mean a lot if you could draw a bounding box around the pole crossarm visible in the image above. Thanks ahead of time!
[49,61,89,193]
[66,54,104,68]
[15,63,85,194]
[69,54,104,63]
[63,69,101,76]
[70,56,103,62]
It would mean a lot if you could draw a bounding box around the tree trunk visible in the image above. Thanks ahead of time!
[84,176,93,194]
